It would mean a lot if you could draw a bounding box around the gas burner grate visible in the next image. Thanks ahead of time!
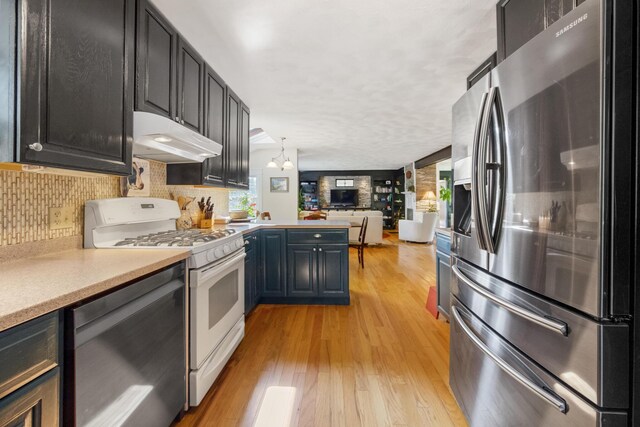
[114,228,237,247]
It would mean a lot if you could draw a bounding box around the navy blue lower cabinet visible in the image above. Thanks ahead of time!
[244,246,255,314]
[250,228,350,306]
[287,244,318,297]
[0,312,60,426]
[260,229,287,297]
[317,244,349,298]
[435,231,452,319]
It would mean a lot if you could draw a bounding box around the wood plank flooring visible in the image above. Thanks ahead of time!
[176,235,467,427]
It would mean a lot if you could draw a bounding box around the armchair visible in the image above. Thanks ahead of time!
[398,211,438,243]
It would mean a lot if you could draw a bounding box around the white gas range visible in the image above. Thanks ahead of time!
[84,197,246,406]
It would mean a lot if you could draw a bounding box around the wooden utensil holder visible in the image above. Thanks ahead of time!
[199,218,213,229]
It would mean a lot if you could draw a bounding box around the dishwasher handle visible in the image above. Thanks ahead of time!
[74,278,183,348]
[73,264,183,328]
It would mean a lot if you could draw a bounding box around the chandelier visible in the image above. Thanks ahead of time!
[266,137,294,171]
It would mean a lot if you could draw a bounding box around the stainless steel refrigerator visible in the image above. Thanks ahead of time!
[449,0,636,425]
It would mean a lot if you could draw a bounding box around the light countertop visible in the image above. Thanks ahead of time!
[0,248,190,332]
[224,220,351,234]
[0,220,349,332]
[435,227,451,236]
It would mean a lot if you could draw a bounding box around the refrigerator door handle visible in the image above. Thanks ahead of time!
[487,86,506,253]
[451,305,568,414]
[472,91,489,251]
[476,89,493,252]
[452,265,568,336]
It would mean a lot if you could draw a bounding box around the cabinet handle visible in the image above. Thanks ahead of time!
[319,248,323,252]
[313,234,322,238]
[244,241,250,246]
[313,248,316,251]
[181,119,185,125]
[175,116,180,122]
[28,142,43,152]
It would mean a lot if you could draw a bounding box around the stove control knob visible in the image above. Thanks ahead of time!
[214,248,224,259]
[223,245,231,255]
[207,250,216,263]
[235,239,243,249]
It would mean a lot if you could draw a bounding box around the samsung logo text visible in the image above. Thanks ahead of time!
[556,13,588,37]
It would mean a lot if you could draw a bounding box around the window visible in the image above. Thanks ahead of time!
[229,176,258,216]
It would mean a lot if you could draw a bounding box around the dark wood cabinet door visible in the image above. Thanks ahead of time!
[0,369,59,427]
[177,37,204,133]
[18,0,134,175]
[497,0,577,62]
[203,65,226,186]
[317,244,349,297]
[261,230,286,297]
[238,103,250,188]
[135,0,177,120]
[287,244,317,297]
[225,88,241,186]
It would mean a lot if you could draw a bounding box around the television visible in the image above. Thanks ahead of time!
[330,189,358,206]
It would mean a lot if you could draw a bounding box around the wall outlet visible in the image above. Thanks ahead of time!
[49,206,74,230]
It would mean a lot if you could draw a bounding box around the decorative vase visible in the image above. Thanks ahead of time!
[176,210,193,230]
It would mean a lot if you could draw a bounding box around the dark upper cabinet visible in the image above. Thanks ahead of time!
[138,2,250,188]
[261,230,287,297]
[202,66,227,185]
[1,0,135,175]
[497,0,577,62]
[287,244,317,297]
[317,244,349,297]
[177,38,205,133]
[135,0,178,120]
[225,88,241,187]
[238,103,251,188]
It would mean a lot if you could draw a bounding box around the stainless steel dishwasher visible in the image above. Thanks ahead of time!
[66,264,186,427]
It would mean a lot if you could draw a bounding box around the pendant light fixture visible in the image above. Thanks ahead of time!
[267,137,294,171]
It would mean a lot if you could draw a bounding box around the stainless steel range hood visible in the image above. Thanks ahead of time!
[133,112,222,163]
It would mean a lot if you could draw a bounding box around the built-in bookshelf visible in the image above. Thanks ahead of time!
[300,181,319,211]
[392,170,405,230]
[372,179,394,229]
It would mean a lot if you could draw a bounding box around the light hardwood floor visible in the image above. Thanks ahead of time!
[176,235,467,427]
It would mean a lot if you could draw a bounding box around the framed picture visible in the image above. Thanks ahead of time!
[270,177,289,193]
[335,179,354,187]
[121,157,150,197]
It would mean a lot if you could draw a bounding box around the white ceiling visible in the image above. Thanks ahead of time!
[153,0,497,171]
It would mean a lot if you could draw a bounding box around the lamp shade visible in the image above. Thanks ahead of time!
[426,190,437,200]
[282,159,294,170]
[266,160,278,168]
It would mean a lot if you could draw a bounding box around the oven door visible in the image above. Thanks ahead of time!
[190,250,245,369]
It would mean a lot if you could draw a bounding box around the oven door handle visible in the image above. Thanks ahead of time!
[451,305,567,413]
[191,251,246,287]
[452,265,568,336]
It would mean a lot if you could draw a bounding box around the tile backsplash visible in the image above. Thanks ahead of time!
[0,160,230,248]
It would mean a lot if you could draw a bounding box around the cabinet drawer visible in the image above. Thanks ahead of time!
[0,312,59,400]
[287,229,348,244]
[436,233,451,254]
